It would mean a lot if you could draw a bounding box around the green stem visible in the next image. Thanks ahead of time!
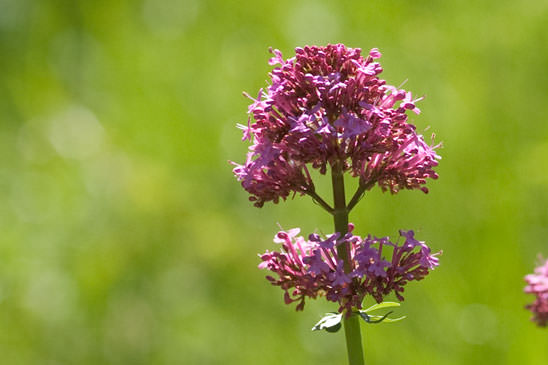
[305,188,334,215]
[331,161,365,365]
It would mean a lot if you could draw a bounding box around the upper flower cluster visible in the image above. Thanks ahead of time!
[524,258,548,326]
[259,224,439,312]
[233,44,440,207]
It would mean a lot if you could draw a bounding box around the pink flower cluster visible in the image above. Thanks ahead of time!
[259,223,439,312]
[233,44,440,207]
[524,258,548,326]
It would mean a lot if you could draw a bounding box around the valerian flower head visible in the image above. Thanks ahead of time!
[524,258,548,327]
[259,224,440,312]
[232,44,440,207]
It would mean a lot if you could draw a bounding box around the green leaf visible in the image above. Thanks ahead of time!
[364,313,407,323]
[356,301,406,325]
[363,301,401,313]
[358,310,392,324]
[372,315,406,323]
[312,312,343,333]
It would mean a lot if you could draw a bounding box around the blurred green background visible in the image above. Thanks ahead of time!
[0,0,547,363]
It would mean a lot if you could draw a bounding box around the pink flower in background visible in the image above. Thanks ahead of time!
[524,258,548,326]
[259,223,440,312]
[232,44,440,207]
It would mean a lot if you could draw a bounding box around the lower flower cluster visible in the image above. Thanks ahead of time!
[259,224,439,312]
[524,259,548,327]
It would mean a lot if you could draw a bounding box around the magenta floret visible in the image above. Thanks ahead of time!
[259,224,440,312]
[232,44,440,207]
[525,258,548,326]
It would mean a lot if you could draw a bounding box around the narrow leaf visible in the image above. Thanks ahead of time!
[357,308,407,324]
[358,311,370,322]
[359,311,392,324]
[371,315,407,323]
[363,301,401,313]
